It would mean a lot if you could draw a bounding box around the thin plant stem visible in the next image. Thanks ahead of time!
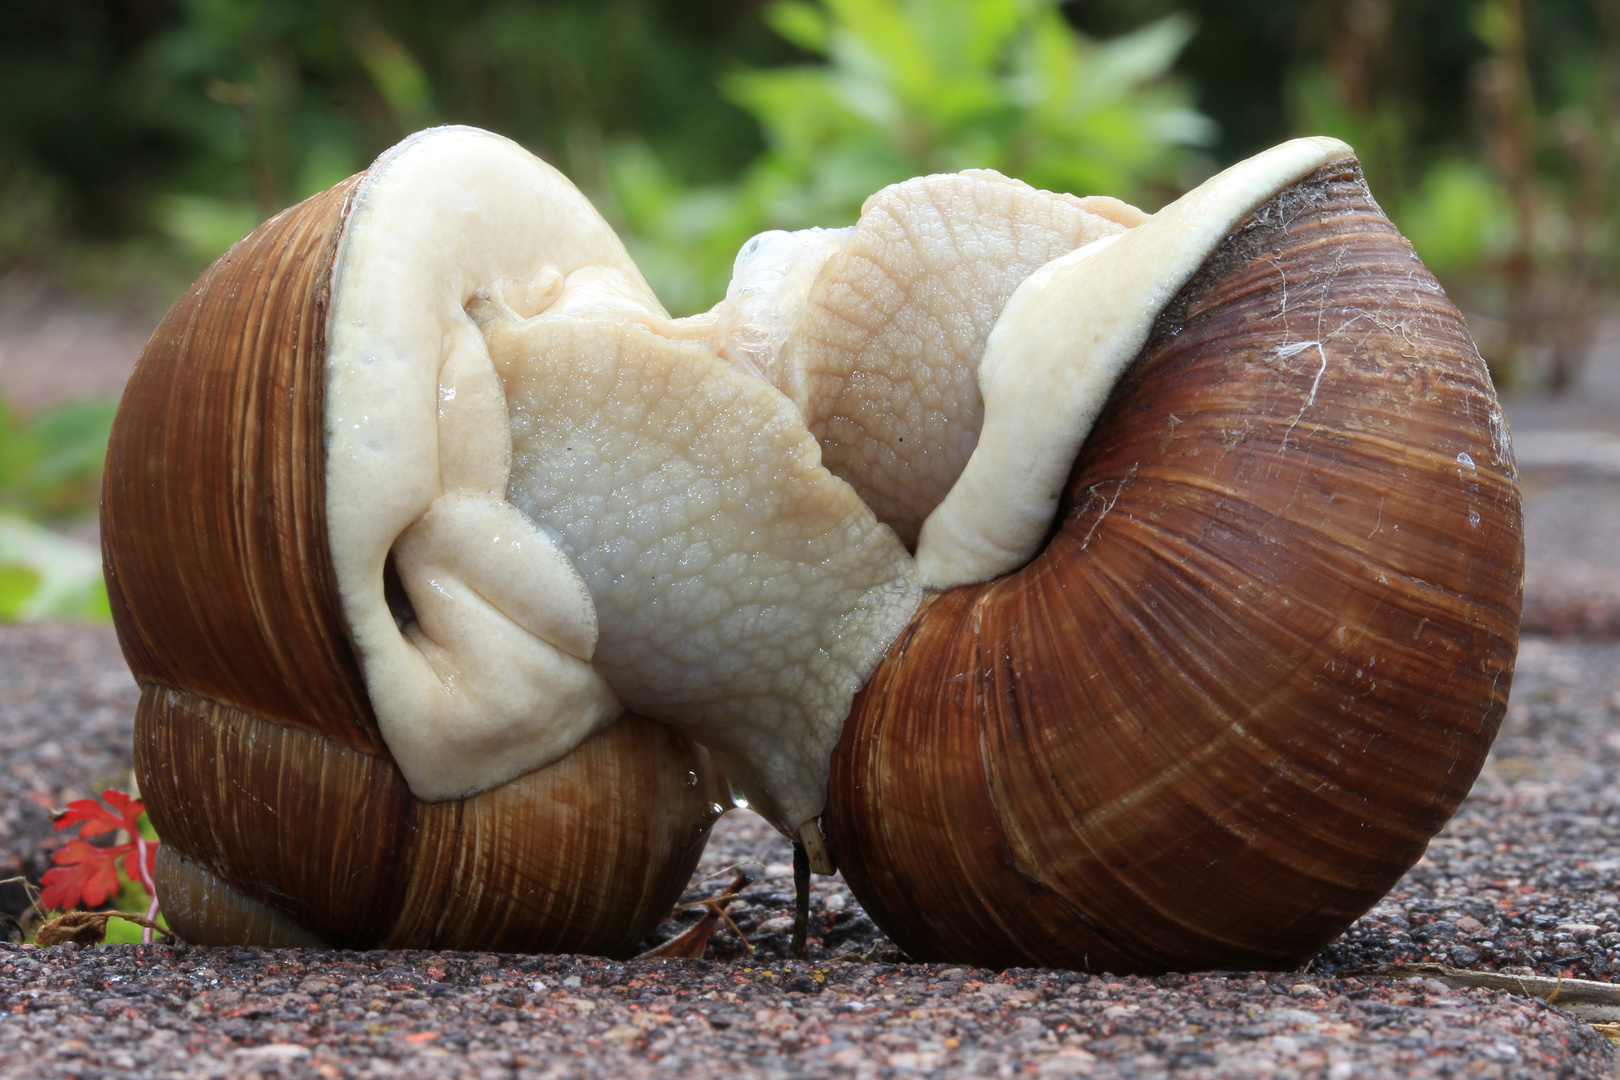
[133,835,159,945]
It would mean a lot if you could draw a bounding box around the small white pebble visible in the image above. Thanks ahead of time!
[562,975,582,988]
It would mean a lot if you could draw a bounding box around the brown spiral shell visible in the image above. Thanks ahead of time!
[103,173,727,954]
[824,158,1523,974]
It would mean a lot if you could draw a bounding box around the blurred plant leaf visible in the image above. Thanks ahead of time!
[0,514,108,622]
[1395,159,1517,276]
[0,389,115,622]
[0,564,41,620]
[30,399,120,490]
[618,0,1211,313]
[154,193,261,263]
[348,16,436,132]
[766,1,831,52]
[0,393,118,524]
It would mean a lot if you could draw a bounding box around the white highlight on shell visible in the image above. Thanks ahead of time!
[914,136,1356,590]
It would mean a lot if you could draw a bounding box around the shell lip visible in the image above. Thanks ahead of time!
[913,136,1355,590]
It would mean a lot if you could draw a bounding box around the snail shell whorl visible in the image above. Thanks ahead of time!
[824,159,1523,974]
[105,172,726,955]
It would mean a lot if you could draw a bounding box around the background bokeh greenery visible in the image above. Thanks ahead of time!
[1,0,1615,618]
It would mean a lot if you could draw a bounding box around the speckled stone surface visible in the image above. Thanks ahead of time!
[1519,476,1620,639]
[4,944,1617,1079]
[5,623,1620,1076]
[1312,636,1620,984]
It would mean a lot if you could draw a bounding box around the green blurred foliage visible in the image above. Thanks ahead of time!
[0,0,792,297]
[1075,0,1620,389]
[1299,0,1620,388]
[0,565,42,621]
[0,395,117,524]
[1397,160,1519,276]
[0,395,116,621]
[0,511,110,622]
[617,0,1212,312]
[6,0,1616,337]
[0,0,1213,317]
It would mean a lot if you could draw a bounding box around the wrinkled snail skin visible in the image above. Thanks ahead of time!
[105,162,728,955]
[823,158,1523,974]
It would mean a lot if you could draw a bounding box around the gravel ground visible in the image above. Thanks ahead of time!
[4,625,1620,1076]
[1519,477,1620,639]
[1315,636,1620,982]
[0,625,139,924]
[4,945,1613,1079]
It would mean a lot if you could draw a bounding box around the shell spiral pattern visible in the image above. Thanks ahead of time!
[824,159,1523,974]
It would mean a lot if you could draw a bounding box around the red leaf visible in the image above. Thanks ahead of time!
[39,839,127,910]
[36,790,157,911]
[98,789,146,835]
[53,797,125,838]
[54,790,146,838]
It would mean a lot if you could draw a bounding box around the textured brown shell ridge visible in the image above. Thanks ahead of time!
[824,157,1524,975]
[136,684,722,954]
[103,175,378,753]
[135,684,416,948]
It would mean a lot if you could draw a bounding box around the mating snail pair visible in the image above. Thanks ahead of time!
[104,126,1521,973]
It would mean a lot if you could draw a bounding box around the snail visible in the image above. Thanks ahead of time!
[104,136,730,953]
[103,126,1520,970]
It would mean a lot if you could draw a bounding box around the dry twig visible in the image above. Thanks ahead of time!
[33,909,172,947]
[635,873,752,960]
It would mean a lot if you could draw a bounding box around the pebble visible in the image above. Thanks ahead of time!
[2,944,1613,1078]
